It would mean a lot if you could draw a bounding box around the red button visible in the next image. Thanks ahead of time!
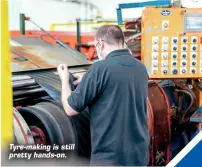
[200,37,202,44]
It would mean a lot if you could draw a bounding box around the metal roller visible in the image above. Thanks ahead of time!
[12,75,32,81]
[12,79,36,89]
[13,87,45,97]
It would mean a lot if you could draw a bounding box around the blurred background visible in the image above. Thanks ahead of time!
[8,0,149,31]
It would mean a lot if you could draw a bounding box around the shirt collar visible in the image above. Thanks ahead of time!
[106,49,131,59]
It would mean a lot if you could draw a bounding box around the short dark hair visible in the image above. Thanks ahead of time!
[95,25,124,46]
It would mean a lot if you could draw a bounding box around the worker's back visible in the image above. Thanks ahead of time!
[88,49,150,166]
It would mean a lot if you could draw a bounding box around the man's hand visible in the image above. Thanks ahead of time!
[57,64,69,84]
[73,73,85,85]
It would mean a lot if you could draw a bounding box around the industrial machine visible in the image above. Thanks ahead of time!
[0,11,93,165]
[120,2,202,166]
[140,6,202,110]
[2,0,202,166]
[142,7,202,79]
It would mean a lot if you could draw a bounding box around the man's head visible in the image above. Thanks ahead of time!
[94,25,125,60]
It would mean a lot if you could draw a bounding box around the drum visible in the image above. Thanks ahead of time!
[148,81,171,165]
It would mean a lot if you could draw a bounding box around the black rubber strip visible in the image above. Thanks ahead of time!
[24,71,77,104]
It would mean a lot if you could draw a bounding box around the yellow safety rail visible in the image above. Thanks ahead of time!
[50,21,125,31]
[1,0,13,147]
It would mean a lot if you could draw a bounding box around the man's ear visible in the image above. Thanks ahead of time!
[100,40,104,50]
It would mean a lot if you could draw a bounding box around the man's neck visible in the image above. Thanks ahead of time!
[105,46,125,57]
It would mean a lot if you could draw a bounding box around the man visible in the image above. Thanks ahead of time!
[57,25,150,166]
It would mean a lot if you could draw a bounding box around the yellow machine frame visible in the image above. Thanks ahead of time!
[1,0,13,147]
[50,21,125,31]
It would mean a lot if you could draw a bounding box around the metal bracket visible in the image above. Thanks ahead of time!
[116,0,171,25]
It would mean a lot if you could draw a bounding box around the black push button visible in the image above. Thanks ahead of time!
[173,39,177,43]
[183,47,187,51]
[192,46,197,51]
[183,39,187,43]
[172,69,178,74]
[173,47,177,51]
[192,69,196,73]
[193,38,197,43]
[182,54,187,58]
[192,54,196,58]
[182,62,186,66]
[192,62,196,66]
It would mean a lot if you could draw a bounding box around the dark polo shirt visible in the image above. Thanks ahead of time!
[68,49,150,166]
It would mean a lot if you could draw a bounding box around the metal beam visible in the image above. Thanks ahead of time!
[116,0,171,25]
[119,0,171,9]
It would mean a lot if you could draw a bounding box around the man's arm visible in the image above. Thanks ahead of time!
[58,63,104,116]
[57,64,79,116]
[61,81,79,116]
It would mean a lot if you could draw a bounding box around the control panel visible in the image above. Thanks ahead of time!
[141,8,202,79]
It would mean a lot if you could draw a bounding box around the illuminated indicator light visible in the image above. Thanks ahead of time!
[153,55,158,59]
[163,39,168,43]
[163,54,168,59]
[164,23,168,28]
[153,70,157,74]
[153,39,158,43]
[153,47,158,51]
[153,62,158,67]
